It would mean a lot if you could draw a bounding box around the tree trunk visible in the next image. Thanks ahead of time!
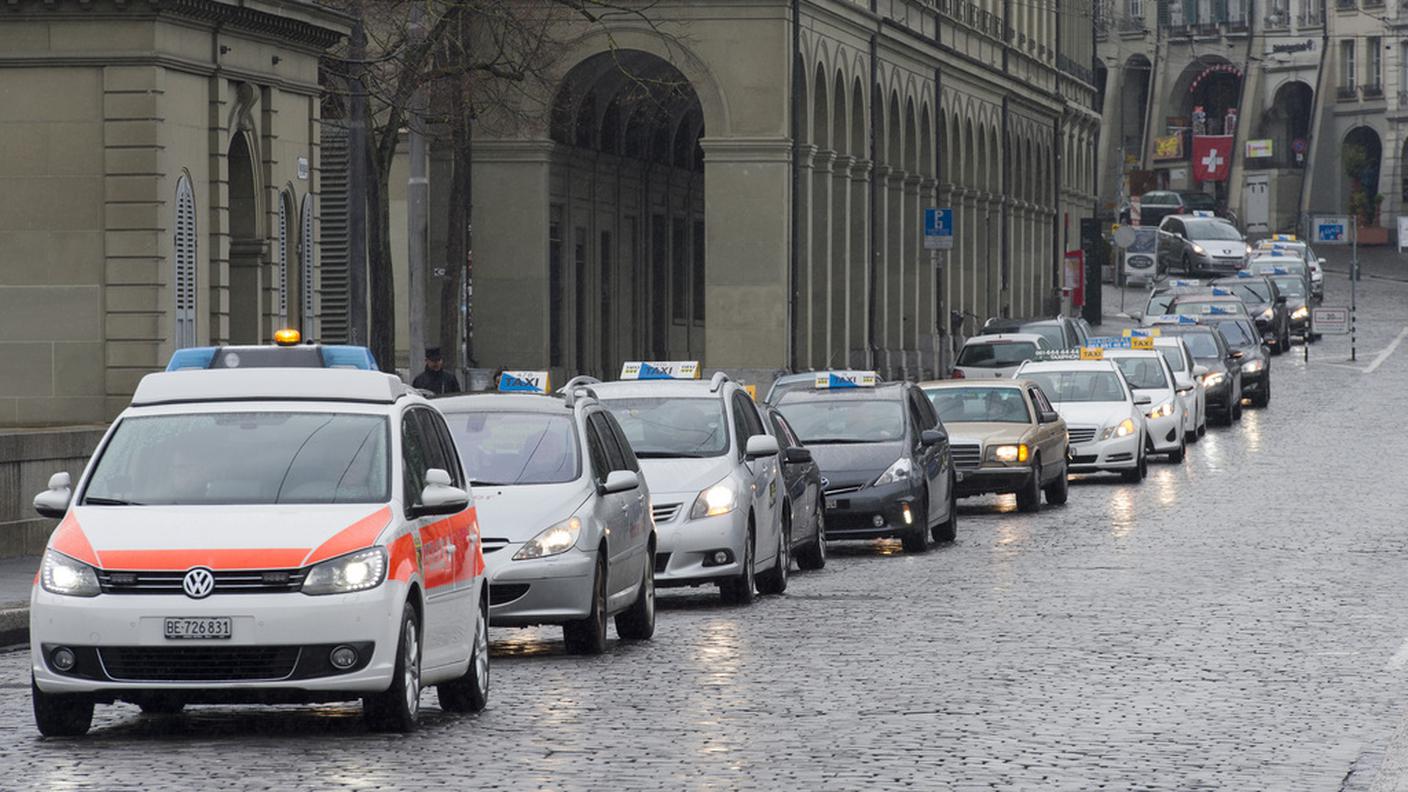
[440,87,470,372]
[368,141,396,373]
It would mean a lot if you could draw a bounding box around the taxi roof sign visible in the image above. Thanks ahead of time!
[1191,210,1216,218]
[498,370,551,394]
[1079,347,1105,360]
[1210,287,1233,296]
[620,361,701,380]
[1089,336,1154,350]
[1123,328,1162,337]
[1235,270,1254,278]
[814,370,878,389]
[1166,279,1203,288]
[1271,233,1297,241]
[1201,305,1236,315]
[1150,314,1201,325]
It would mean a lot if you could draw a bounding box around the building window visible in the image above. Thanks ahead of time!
[1128,0,1143,18]
[574,227,587,370]
[650,214,667,356]
[671,217,687,324]
[277,191,291,320]
[599,230,613,376]
[549,205,564,366]
[1367,37,1383,94]
[692,219,706,324]
[1341,40,1357,90]
[300,196,315,331]
[173,175,197,349]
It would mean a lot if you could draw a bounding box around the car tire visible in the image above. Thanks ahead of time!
[614,551,656,641]
[563,556,608,655]
[1252,379,1270,408]
[1280,326,1291,350]
[363,602,421,733]
[438,592,489,713]
[137,697,185,716]
[901,496,931,553]
[1233,400,1243,421]
[1181,253,1193,276]
[1043,460,1069,506]
[932,480,959,542]
[1121,445,1146,483]
[796,497,827,571]
[32,676,93,737]
[1169,437,1186,464]
[719,525,756,606]
[756,516,789,595]
[1016,457,1042,513]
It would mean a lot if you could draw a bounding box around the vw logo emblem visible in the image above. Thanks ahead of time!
[182,568,215,599]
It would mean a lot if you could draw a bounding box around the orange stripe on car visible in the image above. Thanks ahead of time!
[388,534,417,582]
[51,514,100,567]
[302,506,392,566]
[100,548,310,571]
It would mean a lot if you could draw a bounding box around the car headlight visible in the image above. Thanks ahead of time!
[513,516,583,560]
[1191,244,1207,256]
[689,481,737,520]
[302,546,388,595]
[1147,400,1175,419]
[1202,371,1226,387]
[1241,359,1265,373]
[1102,418,1137,440]
[1258,307,1274,322]
[1291,305,1309,320]
[872,457,913,487]
[990,444,1029,464]
[40,550,100,597]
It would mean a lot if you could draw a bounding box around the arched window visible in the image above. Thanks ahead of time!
[173,175,197,349]
[277,190,292,320]
[300,195,315,331]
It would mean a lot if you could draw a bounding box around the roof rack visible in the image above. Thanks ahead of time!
[558,375,602,394]
[708,371,730,393]
[563,385,599,408]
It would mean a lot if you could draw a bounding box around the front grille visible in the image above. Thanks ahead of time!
[96,569,306,595]
[823,485,863,497]
[1067,426,1097,445]
[481,538,510,555]
[489,583,529,605]
[1071,454,1098,464]
[99,646,301,682]
[654,552,671,574]
[651,503,682,524]
[951,444,981,470]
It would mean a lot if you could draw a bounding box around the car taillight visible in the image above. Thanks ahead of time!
[951,368,966,379]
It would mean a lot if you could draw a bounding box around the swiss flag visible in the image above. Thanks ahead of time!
[1192,135,1234,182]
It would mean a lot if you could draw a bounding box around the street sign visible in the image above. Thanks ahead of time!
[924,208,953,250]
[1312,306,1350,335]
[1398,216,1408,252]
[1113,226,1138,248]
[1314,216,1350,245]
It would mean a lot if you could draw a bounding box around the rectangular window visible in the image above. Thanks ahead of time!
[1129,0,1143,18]
[625,216,641,352]
[600,230,613,376]
[671,217,687,324]
[1368,37,1382,91]
[1342,40,1357,89]
[650,214,668,356]
[692,219,706,324]
[549,205,564,366]
[574,227,588,371]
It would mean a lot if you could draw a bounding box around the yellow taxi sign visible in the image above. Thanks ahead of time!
[1122,328,1162,338]
[1130,336,1155,350]
[743,384,758,401]
[814,370,879,389]
[1079,347,1104,360]
[273,328,301,346]
[620,361,701,380]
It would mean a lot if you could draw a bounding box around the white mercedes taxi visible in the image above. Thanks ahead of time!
[1015,352,1151,483]
[29,368,488,736]
[592,362,786,606]
[1102,344,1188,463]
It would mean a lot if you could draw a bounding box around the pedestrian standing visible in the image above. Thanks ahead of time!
[412,347,461,395]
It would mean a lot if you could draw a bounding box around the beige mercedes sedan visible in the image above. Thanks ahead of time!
[920,380,1070,513]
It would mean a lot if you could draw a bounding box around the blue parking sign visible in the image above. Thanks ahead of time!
[924,208,954,251]
[1314,216,1349,245]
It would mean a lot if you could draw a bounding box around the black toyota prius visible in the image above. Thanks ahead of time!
[775,376,957,553]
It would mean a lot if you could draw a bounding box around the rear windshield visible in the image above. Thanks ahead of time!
[1112,357,1170,390]
[1141,192,1178,206]
[83,412,390,505]
[926,387,1031,424]
[445,411,581,486]
[1021,371,1128,403]
[957,342,1039,368]
[1180,193,1217,210]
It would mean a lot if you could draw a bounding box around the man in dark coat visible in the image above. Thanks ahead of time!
[411,347,460,395]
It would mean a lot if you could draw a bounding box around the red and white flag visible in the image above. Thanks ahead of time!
[1192,135,1234,182]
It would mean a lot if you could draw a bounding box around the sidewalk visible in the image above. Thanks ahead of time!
[0,555,37,647]
[1319,244,1408,283]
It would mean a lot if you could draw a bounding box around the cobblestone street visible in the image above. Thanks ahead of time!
[1,268,1407,790]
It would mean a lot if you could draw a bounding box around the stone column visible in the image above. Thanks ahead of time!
[886,168,904,374]
[810,148,834,369]
[797,144,816,368]
[873,164,891,368]
[903,173,922,375]
[849,159,872,367]
[831,154,853,367]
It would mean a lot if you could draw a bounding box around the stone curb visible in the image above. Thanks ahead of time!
[0,605,27,649]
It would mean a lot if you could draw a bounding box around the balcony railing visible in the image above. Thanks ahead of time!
[1337,85,1359,100]
[1117,14,1148,31]
[1298,10,1324,25]
[1364,0,1384,7]
[1335,0,1356,9]
[1263,9,1292,27]
[1364,83,1385,98]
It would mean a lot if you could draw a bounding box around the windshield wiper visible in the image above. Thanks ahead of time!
[469,480,504,487]
[83,497,142,506]
[802,438,873,445]
[634,451,708,459]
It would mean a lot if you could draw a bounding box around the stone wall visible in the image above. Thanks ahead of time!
[0,427,104,558]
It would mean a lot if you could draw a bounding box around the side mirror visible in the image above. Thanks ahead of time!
[1318,257,1327,266]
[784,446,813,464]
[745,434,780,459]
[1040,411,1061,424]
[1176,383,1195,394]
[1192,364,1209,377]
[416,468,469,517]
[600,469,640,495]
[1229,350,1245,360]
[33,471,72,519]
[920,429,946,447]
[1133,394,1152,406]
[1275,295,1288,305]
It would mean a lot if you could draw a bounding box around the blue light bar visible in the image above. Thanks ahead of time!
[165,347,217,371]
[319,346,378,370]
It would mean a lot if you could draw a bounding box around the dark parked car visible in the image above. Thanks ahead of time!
[776,379,957,553]
[981,316,1089,350]
[1211,275,1290,353]
[1158,324,1245,425]
[1203,316,1271,409]
[763,406,827,570]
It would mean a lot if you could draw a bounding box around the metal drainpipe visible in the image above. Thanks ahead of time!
[868,32,879,368]
[789,0,801,372]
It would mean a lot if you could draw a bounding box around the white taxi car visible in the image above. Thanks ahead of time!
[29,368,488,736]
[952,333,1052,379]
[1102,344,1188,463]
[1015,353,1151,483]
[593,362,786,606]
[435,373,656,655]
[1149,335,1207,442]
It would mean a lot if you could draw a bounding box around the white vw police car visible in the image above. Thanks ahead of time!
[593,362,786,605]
[1015,351,1152,483]
[29,368,487,736]
[435,372,656,654]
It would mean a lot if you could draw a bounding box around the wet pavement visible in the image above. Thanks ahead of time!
[1,268,1407,790]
